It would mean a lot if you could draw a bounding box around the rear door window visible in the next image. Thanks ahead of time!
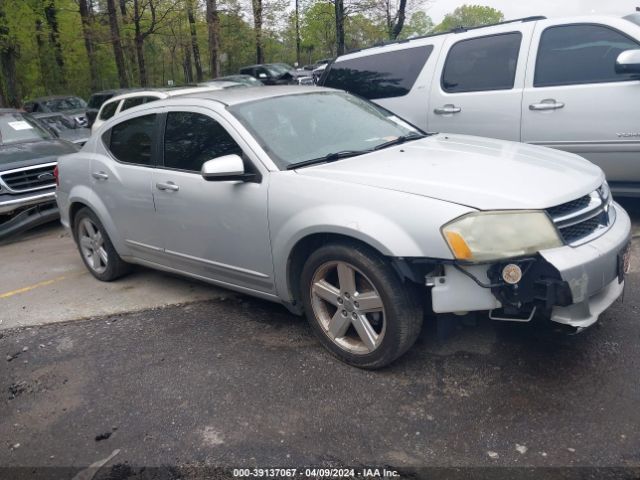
[108,114,157,166]
[534,24,640,87]
[323,45,433,99]
[442,32,522,93]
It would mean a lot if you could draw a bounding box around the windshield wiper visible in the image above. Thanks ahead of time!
[373,132,427,151]
[286,149,371,170]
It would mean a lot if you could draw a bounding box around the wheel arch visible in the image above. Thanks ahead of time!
[67,185,129,256]
[284,231,429,311]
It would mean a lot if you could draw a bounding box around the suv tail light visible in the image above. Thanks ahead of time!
[53,165,59,187]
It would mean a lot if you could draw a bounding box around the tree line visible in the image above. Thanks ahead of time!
[0,1,503,107]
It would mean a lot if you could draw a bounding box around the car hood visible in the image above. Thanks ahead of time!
[0,139,79,171]
[295,134,604,210]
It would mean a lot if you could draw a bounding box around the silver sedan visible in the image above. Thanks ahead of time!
[56,87,631,368]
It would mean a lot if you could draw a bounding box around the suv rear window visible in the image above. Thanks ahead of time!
[108,114,156,166]
[442,32,522,93]
[323,45,433,100]
[534,24,640,87]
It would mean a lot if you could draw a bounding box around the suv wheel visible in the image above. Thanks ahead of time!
[300,242,423,369]
[74,207,130,281]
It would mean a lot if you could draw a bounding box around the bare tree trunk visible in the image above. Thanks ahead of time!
[43,0,67,88]
[119,0,137,85]
[106,0,129,87]
[206,0,220,77]
[334,0,345,56]
[252,0,263,64]
[79,0,99,91]
[183,41,193,83]
[390,0,408,39]
[34,19,51,94]
[295,0,301,66]
[0,6,20,107]
[187,0,203,81]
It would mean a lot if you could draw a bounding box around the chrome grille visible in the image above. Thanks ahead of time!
[0,163,56,193]
[546,195,590,218]
[546,186,613,246]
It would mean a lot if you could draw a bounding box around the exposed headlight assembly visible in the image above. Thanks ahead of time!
[441,211,563,262]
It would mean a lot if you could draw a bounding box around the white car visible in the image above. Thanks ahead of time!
[90,85,238,134]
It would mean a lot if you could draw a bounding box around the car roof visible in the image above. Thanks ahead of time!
[0,108,18,114]
[101,86,226,107]
[177,85,333,106]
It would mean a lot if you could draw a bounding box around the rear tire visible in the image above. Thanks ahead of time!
[300,242,423,369]
[73,207,131,282]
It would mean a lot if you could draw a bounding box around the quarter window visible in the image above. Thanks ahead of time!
[535,24,640,87]
[442,33,522,93]
[323,45,433,100]
[99,101,118,120]
[108,114,156,165]
[163,112,242,172]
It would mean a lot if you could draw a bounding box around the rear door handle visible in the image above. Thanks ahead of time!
[434,104,462,115]
[91,171,109,180]
[156,181,179,192]
[529,99,565,111]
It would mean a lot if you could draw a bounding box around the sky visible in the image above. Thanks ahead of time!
[426,0,639,23]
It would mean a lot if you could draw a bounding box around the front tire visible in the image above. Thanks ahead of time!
[73,207,131,282]
[300,242,423,369]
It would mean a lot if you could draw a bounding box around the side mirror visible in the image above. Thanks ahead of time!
[201,154,250,181]
[616,49,640,74]
[258,73,268,79]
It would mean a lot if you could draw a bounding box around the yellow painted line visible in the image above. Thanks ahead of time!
[0,275,69,299]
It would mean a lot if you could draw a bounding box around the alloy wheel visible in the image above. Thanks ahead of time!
[310,261,386,354]
[78,218,108,274]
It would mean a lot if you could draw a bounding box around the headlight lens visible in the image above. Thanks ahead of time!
[442,211,563,262]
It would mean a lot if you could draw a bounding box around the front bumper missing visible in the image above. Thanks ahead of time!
[429,202,632,328]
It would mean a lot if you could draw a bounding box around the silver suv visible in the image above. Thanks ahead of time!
[320,14,640,197]
[56,87,632,368]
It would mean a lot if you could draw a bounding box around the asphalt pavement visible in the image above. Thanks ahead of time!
[0,199,639,479]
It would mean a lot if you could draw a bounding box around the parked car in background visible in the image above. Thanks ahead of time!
[32,112,90,146]
[86,88,142,128]
[91,85,232,133]
[320,13,640,196]
[56,87,630,368]
[239,63,312,85]
[197,80,248,89]
[22,95,89,128]
[0,109,78,240]
[202,75,263,87]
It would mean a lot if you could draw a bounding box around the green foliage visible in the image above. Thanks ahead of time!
[0,0,502,107]
[398,11,434,40]
[433,4,504,33]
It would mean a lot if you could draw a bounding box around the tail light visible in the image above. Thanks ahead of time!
[53,165,59,187]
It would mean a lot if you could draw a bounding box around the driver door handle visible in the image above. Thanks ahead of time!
[529,100,565,111]
[156,181,179,192]
[434,104,462,115]
[91,171,109,180]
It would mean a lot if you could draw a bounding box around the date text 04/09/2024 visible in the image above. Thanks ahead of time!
[232,468,400,478]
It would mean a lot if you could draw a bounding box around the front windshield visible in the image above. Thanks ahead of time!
[42,96,87,112]
[0,113,52,145]
[229,91,421,169]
